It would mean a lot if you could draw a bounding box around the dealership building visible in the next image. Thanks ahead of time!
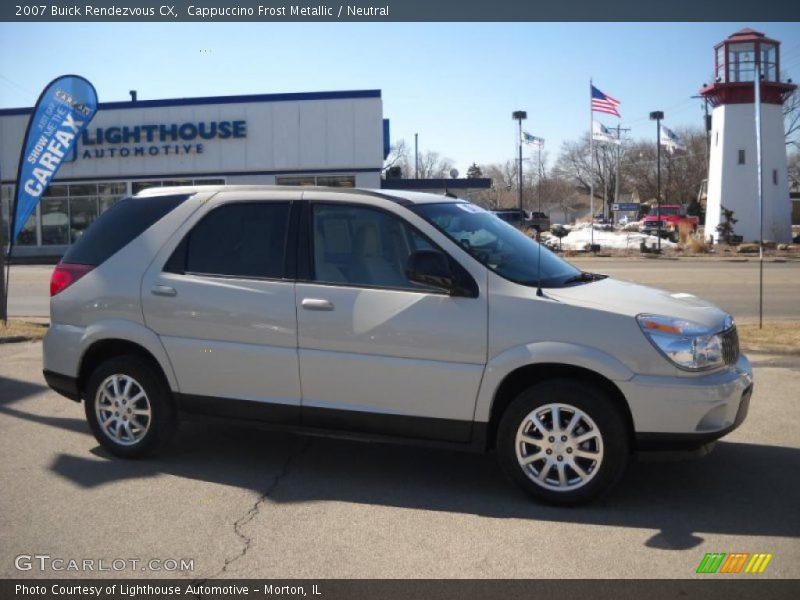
[0,89,388,257]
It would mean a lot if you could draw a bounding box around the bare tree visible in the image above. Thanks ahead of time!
[553,134,625,215]
[553,127,709,216]
[620,127,708,209]
[472,161,517,209]
[383,139,411,177]
[788,150,800,190]
[415,150,454,179]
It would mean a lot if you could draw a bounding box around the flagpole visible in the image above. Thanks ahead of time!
[0,162,6,325]
[589,79,595,249]
[755,63,764,329]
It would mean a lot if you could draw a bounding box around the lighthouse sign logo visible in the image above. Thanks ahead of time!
[696,552,774,574]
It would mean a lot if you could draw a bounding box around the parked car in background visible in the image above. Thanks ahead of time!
[527,211,551,232]
[491,209,528,228]
[43,185,752,506]
[639,205,699,242]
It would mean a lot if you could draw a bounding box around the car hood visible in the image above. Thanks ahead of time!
[546,277,730,332]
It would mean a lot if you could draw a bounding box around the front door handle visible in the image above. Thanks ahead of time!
[301,298,334,311]
[151,285,177,297]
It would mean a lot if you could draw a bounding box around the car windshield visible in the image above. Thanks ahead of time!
[412,202,583,288]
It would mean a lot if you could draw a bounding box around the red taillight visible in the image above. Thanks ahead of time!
[50,263,94,296]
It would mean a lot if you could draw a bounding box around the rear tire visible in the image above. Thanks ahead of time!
[84,355,176,458]
[496,379,629,506]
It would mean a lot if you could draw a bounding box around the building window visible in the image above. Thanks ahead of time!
[738,149,745,165]
[132,177,225,195]
[317,175,356,187]
[773,169,778,185]
[715,132,719,147]
[716,45,726,81]
[98,182,127,213]
[70,196,99,243]
[41,196,70,246]
[276,175,317,186]
[728,42,755,83]
[2,184,38,246]
[761,44,777,82]
[276,174,355,187]
[1,185,12,246]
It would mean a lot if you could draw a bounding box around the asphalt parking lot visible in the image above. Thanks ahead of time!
[1,341,799,579]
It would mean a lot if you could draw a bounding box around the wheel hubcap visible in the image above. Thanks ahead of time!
[515,403,604,491]
[95,374,151,446]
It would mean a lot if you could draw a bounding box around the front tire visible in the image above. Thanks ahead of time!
[84,356,176,458]
[496,379,629,506]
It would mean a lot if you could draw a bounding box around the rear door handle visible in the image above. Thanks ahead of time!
[151,285,177,297]
[301,298,334,311]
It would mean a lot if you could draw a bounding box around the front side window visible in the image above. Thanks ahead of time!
[180,202,290,279]
[311,203,436,290]
[412,203,582,288]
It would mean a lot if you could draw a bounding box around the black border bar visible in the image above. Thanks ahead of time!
[2,1,799,22]
[3,579,800,600]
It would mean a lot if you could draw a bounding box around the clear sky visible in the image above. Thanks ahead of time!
[1,22,799,174]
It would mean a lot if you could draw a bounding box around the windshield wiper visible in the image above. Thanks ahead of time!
[562,271,608,285]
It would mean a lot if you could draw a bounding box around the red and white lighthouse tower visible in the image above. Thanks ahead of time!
[701,29,796,243]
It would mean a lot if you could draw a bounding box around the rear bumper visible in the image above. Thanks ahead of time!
[43,369,81,402]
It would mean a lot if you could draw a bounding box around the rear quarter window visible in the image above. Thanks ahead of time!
[62,194,190,266]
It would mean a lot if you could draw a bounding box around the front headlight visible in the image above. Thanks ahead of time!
[637,314,725,371]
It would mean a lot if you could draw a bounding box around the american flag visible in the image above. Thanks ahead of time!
[591,85,621,117]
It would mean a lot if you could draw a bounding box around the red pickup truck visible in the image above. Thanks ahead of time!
[639,205,699,242]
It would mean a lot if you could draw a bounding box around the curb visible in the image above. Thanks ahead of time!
[0,336,34,345]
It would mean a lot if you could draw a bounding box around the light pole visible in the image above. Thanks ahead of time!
[512,111,527,210]
[414,133,419,179]
[649,110,664,250]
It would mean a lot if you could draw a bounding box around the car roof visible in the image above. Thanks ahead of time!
[134,185,467,206]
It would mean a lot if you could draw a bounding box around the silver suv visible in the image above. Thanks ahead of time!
[43,186,753,505]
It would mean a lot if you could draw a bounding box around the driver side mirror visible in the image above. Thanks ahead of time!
[406,250,455,294]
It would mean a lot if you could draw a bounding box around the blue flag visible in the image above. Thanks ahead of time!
[12,75,98,242]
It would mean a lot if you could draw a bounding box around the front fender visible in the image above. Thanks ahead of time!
[473,341,635,423]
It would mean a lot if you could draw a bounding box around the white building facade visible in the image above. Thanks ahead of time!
[0,89,387,256]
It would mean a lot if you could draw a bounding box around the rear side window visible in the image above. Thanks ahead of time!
[167,202,290,279]
[62,194,190,266]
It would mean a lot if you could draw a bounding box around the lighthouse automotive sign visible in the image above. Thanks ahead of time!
[11,75,98,242]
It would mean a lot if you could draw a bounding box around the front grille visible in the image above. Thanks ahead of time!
[721,326,740,365]
[644,221,664,229]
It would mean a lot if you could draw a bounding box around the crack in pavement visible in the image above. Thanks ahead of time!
[201,437,312,584]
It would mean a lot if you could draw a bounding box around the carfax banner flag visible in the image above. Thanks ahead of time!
[12,75,98,242]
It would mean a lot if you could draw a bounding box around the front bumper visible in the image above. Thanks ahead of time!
[618,354,753,450]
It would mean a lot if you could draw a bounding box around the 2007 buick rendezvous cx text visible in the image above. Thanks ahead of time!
[43,185,752,505]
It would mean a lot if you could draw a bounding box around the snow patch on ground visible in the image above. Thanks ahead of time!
[543,223,676,251]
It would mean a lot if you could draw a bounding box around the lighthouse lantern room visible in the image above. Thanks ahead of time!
[701,28,796,243]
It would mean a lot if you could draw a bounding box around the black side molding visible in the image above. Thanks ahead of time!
[176,393,476,445]
[303,405,472,443]
[176,393,301,425]
[43,370,81,402]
